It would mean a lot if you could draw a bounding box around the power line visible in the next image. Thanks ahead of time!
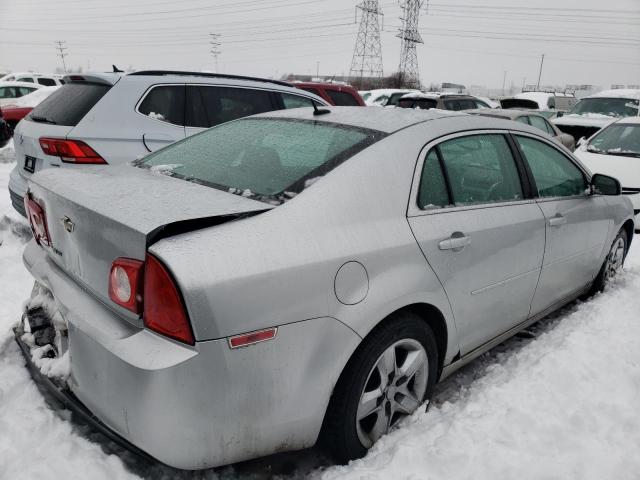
[349,0,385,86]
[54,40,68,72]
[209,33,221,73]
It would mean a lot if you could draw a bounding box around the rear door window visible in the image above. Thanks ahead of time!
[199,86,273,127]
[438,134,523,205]
[418,149,451,209]
[138,85,185,126]
[326,90,360,106]
[29,82,111,126]
[0,87,16,98]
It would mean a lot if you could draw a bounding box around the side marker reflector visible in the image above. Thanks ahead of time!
[228,328,277,349]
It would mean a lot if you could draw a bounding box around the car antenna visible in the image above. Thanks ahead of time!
[312,102,330,116]
[112,65,124,73]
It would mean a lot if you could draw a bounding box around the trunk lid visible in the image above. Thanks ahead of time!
[27,165,273,317]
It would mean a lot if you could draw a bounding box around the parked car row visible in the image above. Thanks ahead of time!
[0,72,64,86]
[6,69,637,472]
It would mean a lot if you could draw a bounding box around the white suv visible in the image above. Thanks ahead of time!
[0,72,64,87]
[8,70,327,216]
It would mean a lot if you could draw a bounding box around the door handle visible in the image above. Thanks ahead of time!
[549,214,567,227]
[438,234,471,251]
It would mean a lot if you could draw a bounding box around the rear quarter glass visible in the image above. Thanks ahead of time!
[28,82,111,126]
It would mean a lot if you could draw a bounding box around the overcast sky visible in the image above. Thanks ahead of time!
[1,0,638,90]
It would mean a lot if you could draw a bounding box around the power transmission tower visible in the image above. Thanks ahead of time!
[397,0,423,89]
[349,0,384,88]
[55,40,68,73]
[209,33,221,73]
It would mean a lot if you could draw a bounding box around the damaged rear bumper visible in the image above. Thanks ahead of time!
[13,324,156,463]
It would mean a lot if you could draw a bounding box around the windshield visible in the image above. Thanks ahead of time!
[587,123,640,157]
[568,97,640,118]
[137,117,385,203]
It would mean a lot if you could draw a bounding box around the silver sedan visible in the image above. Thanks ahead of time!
[18,107,634,469]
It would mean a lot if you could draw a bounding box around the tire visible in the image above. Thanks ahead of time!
[587,228,628,296]
[321,312,438,464]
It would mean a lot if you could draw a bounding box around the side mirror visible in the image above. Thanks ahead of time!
[556,111,564,118]
[577,136,587,147]
[591,173,621,196]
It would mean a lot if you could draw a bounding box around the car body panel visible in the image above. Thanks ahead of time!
[24,164,272,326]
[23,241,360,469]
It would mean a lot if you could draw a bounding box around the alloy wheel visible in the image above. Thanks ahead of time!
[355,339,428,448]
[604,236,626,287]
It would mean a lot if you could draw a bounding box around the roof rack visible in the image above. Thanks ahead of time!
[128,70,292,87]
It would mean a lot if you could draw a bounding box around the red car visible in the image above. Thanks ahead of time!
[1,86,59,134]
[2,105,32,133]
[0,107,12,147]
[293,82,365,106]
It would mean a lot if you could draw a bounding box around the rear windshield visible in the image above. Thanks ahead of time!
[137,117,385,203]
[28,82,110,126]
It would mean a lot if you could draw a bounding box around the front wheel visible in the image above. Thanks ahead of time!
[322,313,438,463]
[588,228,628,295]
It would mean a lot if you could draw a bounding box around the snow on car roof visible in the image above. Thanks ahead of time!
[0,80,43,88]
[256,105,466,133]
[588,89,640,100]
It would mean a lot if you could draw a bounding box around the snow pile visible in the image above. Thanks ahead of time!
[0,138,14,164]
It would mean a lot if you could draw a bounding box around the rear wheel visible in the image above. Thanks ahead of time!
[588,228,628,296]
[322,312,438,463]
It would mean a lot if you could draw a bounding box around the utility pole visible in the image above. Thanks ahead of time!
[349,0,384,88]
[209,33,221,73]
[397,0,424,89]
[55,40,68,73]
[502,71,507,96]
[316,61,320,79]
[536,54,545,90]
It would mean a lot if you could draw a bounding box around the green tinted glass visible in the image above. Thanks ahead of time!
[418,150,450,209]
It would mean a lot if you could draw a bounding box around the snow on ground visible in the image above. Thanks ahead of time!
[0,138,639,479]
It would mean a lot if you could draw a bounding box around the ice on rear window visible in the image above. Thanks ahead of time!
[138,117,385,204]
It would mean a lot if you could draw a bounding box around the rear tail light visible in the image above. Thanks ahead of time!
[24,193,51,247]
[108,258,144,313]
[228,328,277,349]
[108,254,194,345]
[143,254,194,345]
[39,137,106,164]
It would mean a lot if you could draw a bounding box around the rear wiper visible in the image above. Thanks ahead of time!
[30,115,57,124]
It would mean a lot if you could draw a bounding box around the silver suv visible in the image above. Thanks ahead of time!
[8,70,327,216]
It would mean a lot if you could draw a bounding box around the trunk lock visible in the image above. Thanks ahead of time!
[61,216,75,233]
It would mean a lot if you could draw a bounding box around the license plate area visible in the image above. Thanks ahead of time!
[24,155,37,173]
